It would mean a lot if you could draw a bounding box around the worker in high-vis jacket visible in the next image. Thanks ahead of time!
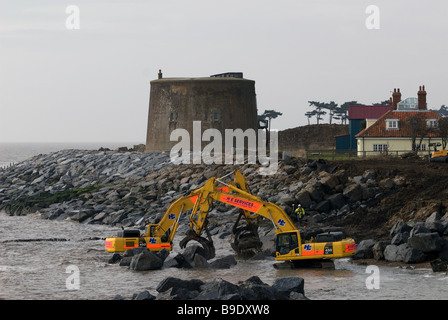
[295,204,305,224]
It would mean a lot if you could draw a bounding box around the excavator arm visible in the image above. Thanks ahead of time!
[105,170,251,256]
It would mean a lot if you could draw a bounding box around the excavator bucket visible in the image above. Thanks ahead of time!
[179,230,216,260]
[231,223,263,259]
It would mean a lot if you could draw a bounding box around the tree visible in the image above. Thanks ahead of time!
[320,101,338,124]
[438,117,448,149]
[333,101,362,125]
[261,109,282,133]
[305,110,316,125]
[408,115,430,153]
[259,109,282,149]
[329,101,338,124]
[307,101,326,124]
[372,100,390,106]
[437,105,448,117]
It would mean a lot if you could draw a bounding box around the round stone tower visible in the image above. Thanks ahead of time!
[145,71,258,152]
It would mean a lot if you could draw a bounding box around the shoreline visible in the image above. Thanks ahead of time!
[0,149,447,274]
[350,258,432,270]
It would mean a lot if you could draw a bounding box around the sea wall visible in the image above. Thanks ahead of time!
[1,149,448,273]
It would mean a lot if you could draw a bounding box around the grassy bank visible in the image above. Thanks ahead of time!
[2,185,100,215]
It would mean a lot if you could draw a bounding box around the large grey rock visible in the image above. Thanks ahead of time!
[430,258,448,272]
[424,221,445,235]
[182,245,208,265]
[390,221,412,238]
[410,223,431,237]
[326,193,345,210]
[438,238,448,260]
[426,211,441,223]
[320,174,339,191]
[407,232,444,253]
[272,277,305,296]
[403,247,426,264]
[129,249,167,271]
[384,243,426,263]
[342,183,362,203]
[353,239,376,259]
[391,231,410,245]
[193,254,210,268]
[304,182,324,202]
[295,190,312,208]
[156,277,204,293]
[196,278,241,300]
[372,240,390,260]
[209,255,237,269]
[238,276,277,300]
[133,290,156,300]
[384,243,408,262]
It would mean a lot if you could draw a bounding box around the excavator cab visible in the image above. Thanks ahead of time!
[141,224,173,251]
[430,143,448,163]
[275,229,356,263]
[275,231,300,256]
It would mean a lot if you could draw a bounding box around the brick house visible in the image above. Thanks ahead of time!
[356,86,443,156]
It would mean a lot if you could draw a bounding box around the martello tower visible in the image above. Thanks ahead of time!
[145,71,258,152]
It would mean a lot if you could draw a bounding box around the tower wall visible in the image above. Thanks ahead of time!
[145,75,258,152]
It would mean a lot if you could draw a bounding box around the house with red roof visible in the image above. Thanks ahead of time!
[335,103,393,151]
[347,104,393,149]
[356,86,442,156]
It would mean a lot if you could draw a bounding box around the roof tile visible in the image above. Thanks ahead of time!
[356,110,441,138]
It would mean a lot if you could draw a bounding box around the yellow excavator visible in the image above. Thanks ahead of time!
[105,170,356,266]
[429,143,448,163]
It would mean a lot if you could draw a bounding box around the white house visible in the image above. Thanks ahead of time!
[356,86,443,156]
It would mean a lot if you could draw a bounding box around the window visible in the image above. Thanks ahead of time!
[212,110,221,121]
[415,144,426,151]
[386,119,399,130]
[426,119,439,129]
[169,112,177,122]
[276,232,299,256]
[373,144,388,152]
[397,97,418,110]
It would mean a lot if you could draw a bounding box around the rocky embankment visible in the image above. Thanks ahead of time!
[354,214,448,271]
[115,274,306,300]
[109,245,307,300]
[0,150,404,227]
[1,149,448,280]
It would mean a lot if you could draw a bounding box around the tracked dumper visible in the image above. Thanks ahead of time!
[105,170,356,267]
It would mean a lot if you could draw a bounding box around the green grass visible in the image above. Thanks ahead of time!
[306,150,358,161]
[3,185,100,215]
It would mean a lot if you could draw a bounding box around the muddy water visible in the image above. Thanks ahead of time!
[1,212,447,300]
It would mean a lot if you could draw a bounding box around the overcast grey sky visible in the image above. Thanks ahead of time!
[1,0,447,143]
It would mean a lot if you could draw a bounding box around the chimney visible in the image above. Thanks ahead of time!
[158,69,163,79]
[418,85,427,110]
[392,88,401,110]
